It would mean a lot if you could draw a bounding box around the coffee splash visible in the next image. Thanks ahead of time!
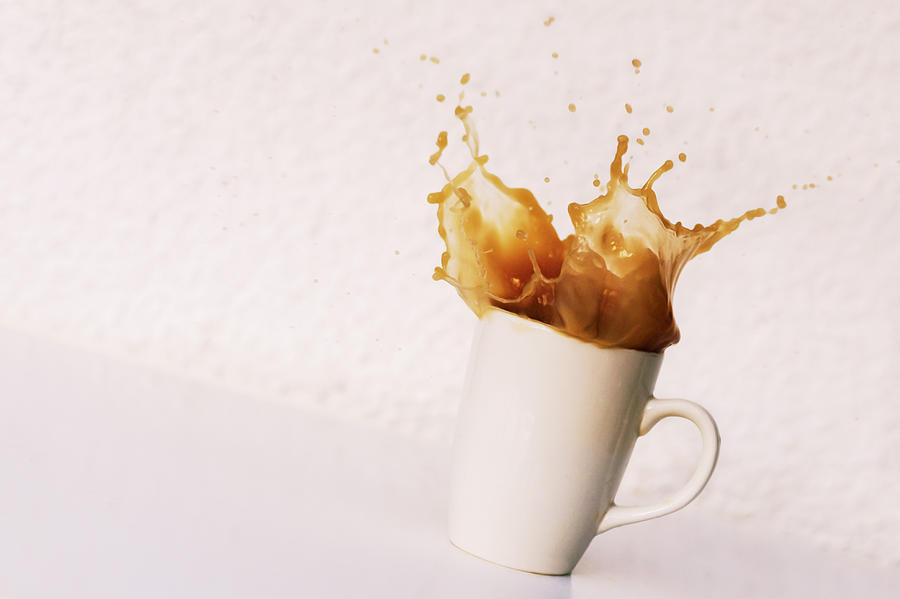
[428,105,785,353]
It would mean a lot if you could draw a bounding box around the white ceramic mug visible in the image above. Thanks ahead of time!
[448,308,720,575]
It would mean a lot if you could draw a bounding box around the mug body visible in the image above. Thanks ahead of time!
[448,308,663,575]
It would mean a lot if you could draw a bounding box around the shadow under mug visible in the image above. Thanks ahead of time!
[448,308,720,575]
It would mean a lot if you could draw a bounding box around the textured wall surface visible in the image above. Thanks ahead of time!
[2,0,898,570]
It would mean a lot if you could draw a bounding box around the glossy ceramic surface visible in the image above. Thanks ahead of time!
[448,309,720,575]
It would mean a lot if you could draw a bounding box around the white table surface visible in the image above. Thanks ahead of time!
[2,327,898,598]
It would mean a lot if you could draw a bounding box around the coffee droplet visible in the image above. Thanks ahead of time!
[642,127,650,135]
[460,73,470,85]
[419,54,427,61]
[678,153,687,162]
[428,130,448,165]
[430,56,440,64]
[436,94,445,102]
[568,103,576,112]
[544,16,555,26]
[372,48,380,54]
[632,58,642,67]
[776,195,787,209]
[428,107,784,353]
[666,105,674,113]
[552,52,559,59]
[636,138,644,145]
[544,177,550,182]
[625,103,632,114]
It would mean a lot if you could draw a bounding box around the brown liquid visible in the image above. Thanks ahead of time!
[428,105,784,353]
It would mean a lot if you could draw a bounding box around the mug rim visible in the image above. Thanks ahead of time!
[481,306,664,359]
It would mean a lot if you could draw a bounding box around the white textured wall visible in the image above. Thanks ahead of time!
[2,0,898,571]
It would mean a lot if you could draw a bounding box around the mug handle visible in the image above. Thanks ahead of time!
[597,398,720,534]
